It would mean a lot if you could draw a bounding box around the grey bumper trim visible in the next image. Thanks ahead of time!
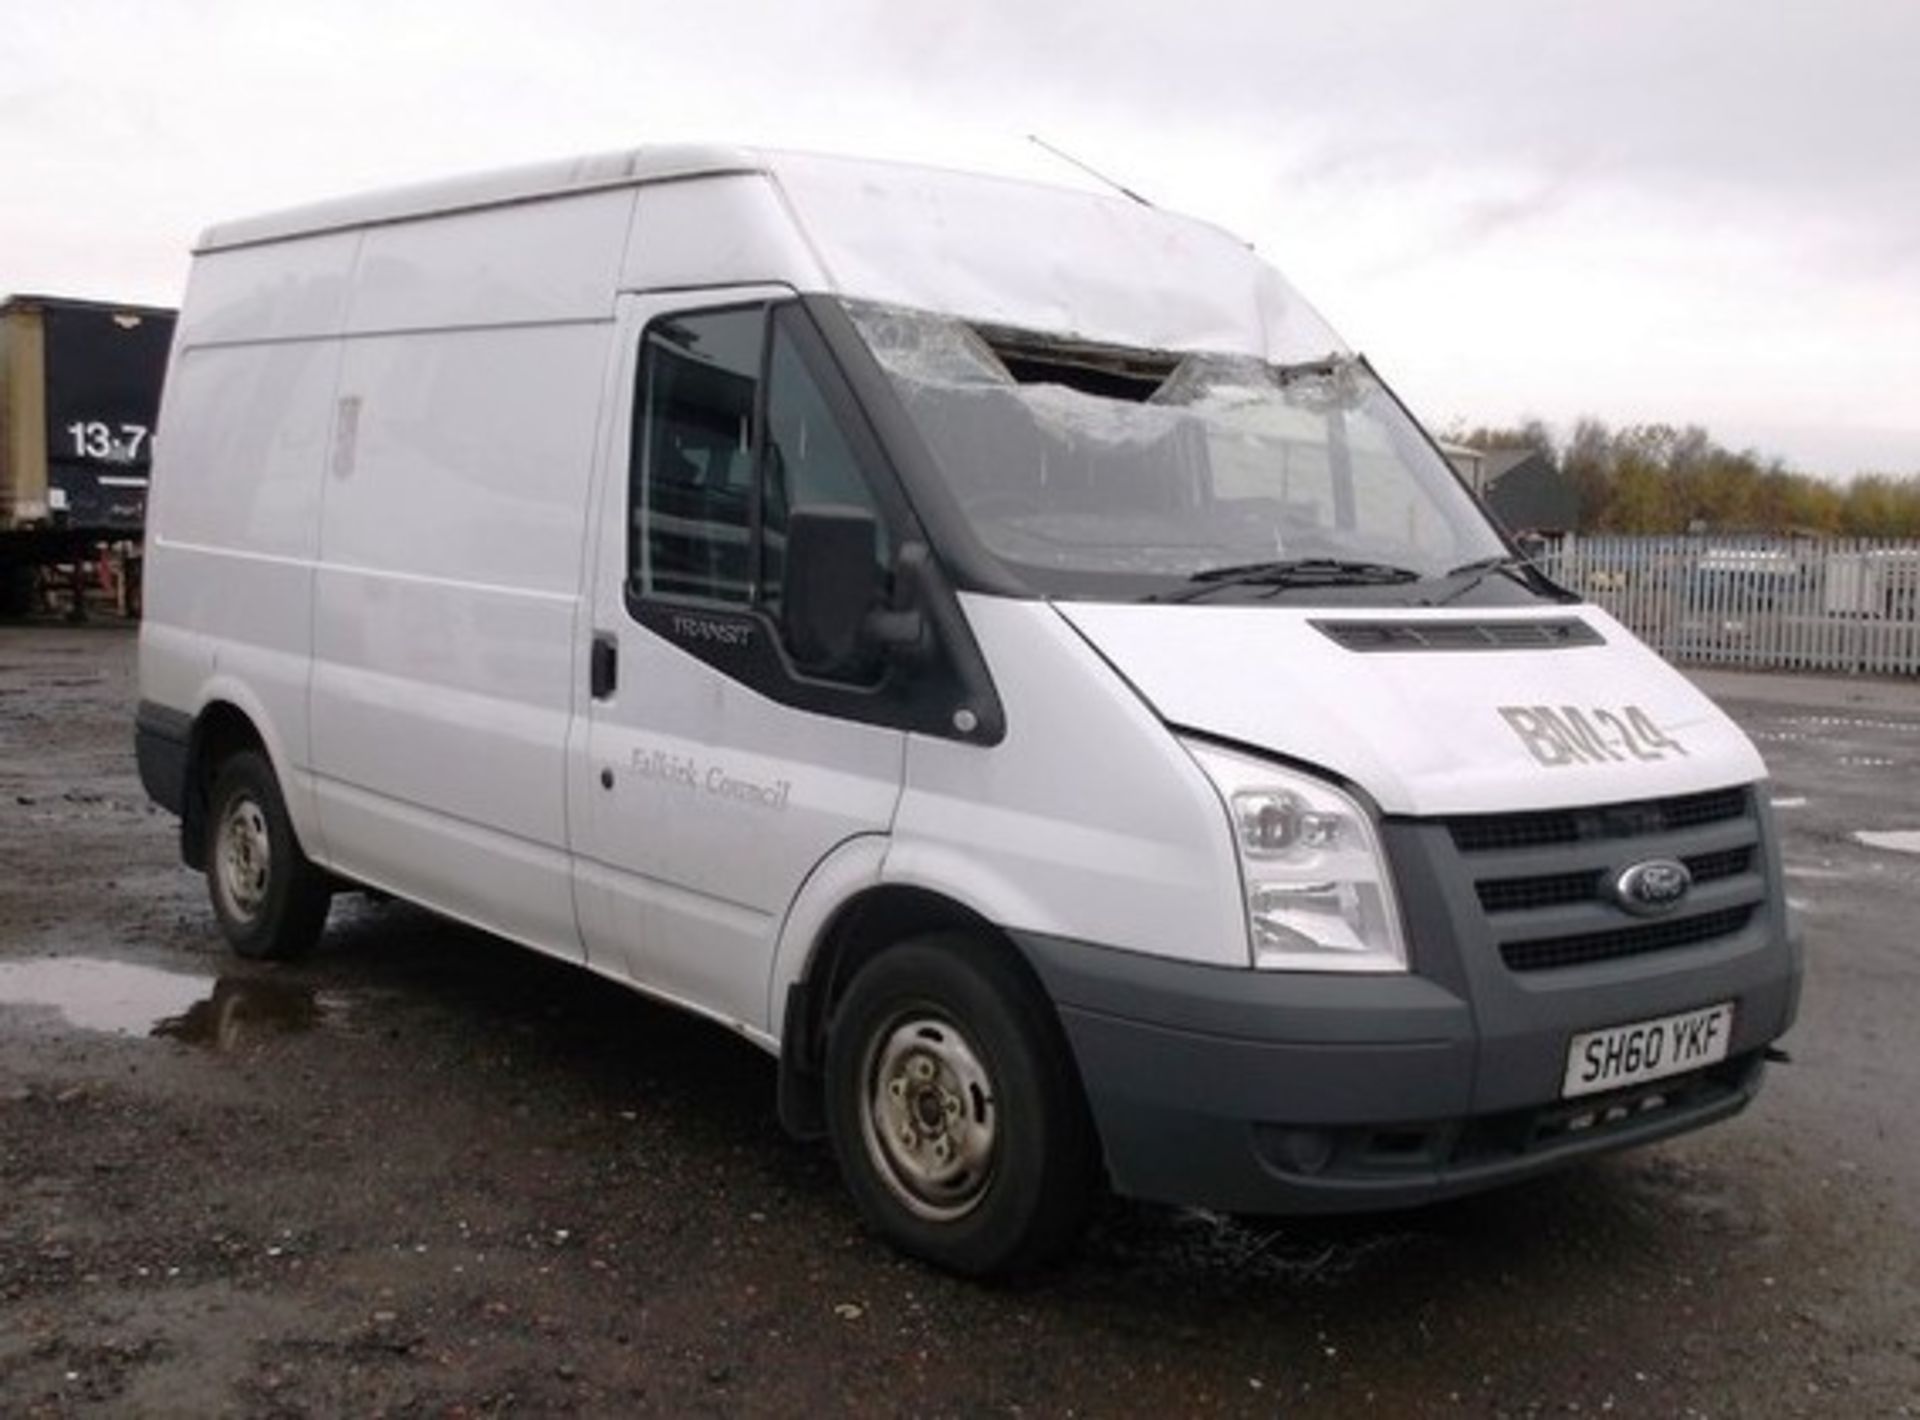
[134,700,191,818]
[1009,921,1795,1216]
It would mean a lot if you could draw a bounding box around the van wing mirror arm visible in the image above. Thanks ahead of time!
[865,541,935,663]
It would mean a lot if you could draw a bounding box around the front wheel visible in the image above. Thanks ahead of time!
[825,935,1096,1275]
[205,749,331,960]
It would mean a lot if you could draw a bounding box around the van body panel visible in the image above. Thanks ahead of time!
[137,647,319,846]
[623,175,830,296]
[298,195,633,957]
[1053,602,1765,815]
[765,833,892,1029]
[315,777,583,963]
[570,664,906,1029]
[142,239,352,846]
[342,190,634,332]
[150,344,339,566]
[171,229,361,348]
[887,595,1247,968]
[307,319,611,958]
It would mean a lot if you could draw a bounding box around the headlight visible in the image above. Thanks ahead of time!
[1183,740,1408,973]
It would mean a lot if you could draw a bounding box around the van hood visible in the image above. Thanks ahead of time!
[1054,602,1766,817]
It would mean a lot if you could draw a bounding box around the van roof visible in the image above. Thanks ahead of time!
[194,145,1346,363]
[197,144,764,251]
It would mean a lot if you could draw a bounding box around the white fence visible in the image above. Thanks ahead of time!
[1534,536,1920,677]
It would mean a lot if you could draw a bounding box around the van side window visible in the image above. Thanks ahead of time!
[761,306,890,613]
[630,302,896,684]
[634,308,763,603]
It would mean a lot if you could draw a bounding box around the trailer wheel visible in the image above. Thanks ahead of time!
[205,750,330,959]
[825,934,1095,1275]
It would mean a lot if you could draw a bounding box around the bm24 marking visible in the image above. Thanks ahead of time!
[1500,705,1690,768]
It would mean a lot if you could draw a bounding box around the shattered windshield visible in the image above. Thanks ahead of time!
[845,301,1511,602]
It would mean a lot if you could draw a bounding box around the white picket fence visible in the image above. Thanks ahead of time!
[1534,536,1920,676]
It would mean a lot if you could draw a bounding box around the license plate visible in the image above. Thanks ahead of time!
[1561,1002,1734,1098]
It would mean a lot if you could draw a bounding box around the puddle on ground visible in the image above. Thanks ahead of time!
[154,976,331,1049]
[1854,829,1920,855]
[0,956,332,1049]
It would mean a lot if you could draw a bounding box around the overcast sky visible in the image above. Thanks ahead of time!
[5,0,1917,475]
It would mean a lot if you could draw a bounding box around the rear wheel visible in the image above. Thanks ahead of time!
[825,934,1096,1275]
[205,749,330,959]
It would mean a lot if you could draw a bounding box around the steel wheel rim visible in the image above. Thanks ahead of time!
[215,794,272,923]
[859,1011,999,1221]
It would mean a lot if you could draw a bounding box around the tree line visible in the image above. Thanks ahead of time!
[1451,419,1920,537]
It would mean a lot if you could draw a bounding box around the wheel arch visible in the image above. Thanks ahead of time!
[775,876,1083,1144]
[178,690,302,871]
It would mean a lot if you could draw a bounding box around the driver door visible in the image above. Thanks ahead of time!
[567,291,907,1037]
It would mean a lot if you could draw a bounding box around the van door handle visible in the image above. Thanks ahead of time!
[590,633,618,700]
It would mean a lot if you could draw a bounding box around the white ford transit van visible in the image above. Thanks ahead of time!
[136,146,1800,1274]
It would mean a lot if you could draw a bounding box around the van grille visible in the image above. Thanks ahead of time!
[1476,869,1602,914]
[1448,785,1750,854]
[1445,786,1766,973]
[1474,843,1756,914]
[1500,905,1757,972]
[1683,845,1757,884]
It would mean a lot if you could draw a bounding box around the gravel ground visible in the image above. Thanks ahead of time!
[2,622,1917,1417]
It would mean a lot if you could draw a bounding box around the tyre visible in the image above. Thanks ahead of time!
[824,934,1096,1275]
[204,749,331,960]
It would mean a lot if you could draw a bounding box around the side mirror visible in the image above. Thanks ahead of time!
[782,505,883,672]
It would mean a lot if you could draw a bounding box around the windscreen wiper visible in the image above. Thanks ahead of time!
[1147,558,1422,604]
[1427,553,1573,605]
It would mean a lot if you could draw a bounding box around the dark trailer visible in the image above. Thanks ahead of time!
[1,293,177,614]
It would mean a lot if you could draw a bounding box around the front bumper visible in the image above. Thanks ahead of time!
[1011,806,1802,1216]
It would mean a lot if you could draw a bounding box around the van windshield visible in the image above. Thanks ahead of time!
[845,301,1513,602]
